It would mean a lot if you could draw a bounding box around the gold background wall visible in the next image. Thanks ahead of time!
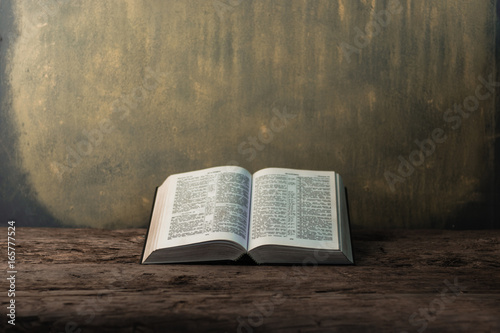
[0,0,498,228]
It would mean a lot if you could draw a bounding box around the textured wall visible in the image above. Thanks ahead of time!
[0,0,498,228]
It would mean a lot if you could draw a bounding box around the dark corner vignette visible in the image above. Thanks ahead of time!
[0,1,62,228]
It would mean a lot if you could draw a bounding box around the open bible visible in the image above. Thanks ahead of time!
[141,166,353,264]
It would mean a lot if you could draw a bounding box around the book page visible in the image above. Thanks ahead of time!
[156,166,251,250]
[248,168,339,251]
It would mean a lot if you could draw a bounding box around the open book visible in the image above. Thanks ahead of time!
[141,166,353,264]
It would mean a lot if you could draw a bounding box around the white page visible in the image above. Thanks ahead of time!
[248,168,339,251]
[156,166,251,250]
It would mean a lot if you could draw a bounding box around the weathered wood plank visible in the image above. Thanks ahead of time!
[0,228,499,332]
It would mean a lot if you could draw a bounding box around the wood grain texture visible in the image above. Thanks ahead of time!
[0,227,498,332]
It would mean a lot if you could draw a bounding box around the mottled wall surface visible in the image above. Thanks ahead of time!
[0,0,497,228]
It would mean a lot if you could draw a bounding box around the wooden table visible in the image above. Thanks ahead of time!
[1,228,499,332]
